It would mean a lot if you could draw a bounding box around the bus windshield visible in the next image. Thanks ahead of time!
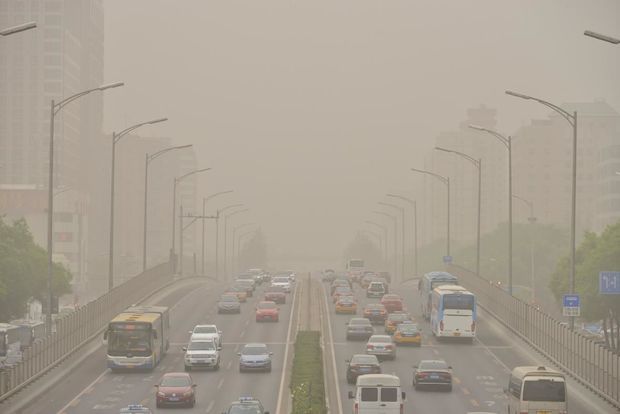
[522,379,566,402]
[431,280,457,290]
[443,294,475,310]
[108,329,151,357]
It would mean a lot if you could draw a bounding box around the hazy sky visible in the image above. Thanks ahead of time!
[103,1,620,263]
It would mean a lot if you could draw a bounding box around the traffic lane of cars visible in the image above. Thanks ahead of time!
[325,281,509,414]
[11,279,220,414]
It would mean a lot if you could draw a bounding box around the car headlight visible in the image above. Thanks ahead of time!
[183,391,193,397]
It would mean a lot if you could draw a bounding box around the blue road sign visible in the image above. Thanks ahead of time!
[443,255,453,264]
[562,294,580,308]
[599,271,620,294]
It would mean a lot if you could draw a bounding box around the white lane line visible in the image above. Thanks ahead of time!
[217,378,225,390]
[206,400,215,413]
[275,283,299,414]
[226,360,232,370]
[321,282,344,414]
[239,330,245,339]
[245,320,250,326]
[56,369,108,414]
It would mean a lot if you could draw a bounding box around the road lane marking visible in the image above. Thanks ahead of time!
[470,399,480,407]
[56,369,109,414]
[206,400,215,413]
[462,387,470,395]
[453,377,461,385]
[227,360,232,370]
[275,282,299,414]
[239,329,245,338]
[217,378,225,390]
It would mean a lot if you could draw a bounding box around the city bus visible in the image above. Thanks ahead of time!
[104,306,170,371]
[419,271,459,320]
[430,285,476,340]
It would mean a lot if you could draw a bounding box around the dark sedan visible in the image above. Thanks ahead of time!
[345,354,381,384]
[412,360,453,391]
[264,286,286,304]
[346,317,374,340]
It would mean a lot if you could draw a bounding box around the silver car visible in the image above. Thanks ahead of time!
[217,294,241,314]
[366,334,396,360]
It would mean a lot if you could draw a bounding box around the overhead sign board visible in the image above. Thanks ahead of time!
[562,294,580,317]
[599,271,620,294]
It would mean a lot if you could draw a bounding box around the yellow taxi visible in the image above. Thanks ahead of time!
[384,311,412,335]
[335,297,357,314]
[226,287,248,303]
[393,323,422,346]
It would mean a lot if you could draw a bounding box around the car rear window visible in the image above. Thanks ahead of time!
[381,387,398,402]
[360,387,378,401]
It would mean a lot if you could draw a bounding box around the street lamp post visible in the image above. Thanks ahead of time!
[469,124,513,294]
[434,147,483,277]
[223,208,250,278]
[378,202,406,282]
[142,144,192,271]
[202,191,233,275]
[171,168,211,273]
[584,30,620,44]
[365,220,388,264]
[46,82,124,333]
[372,211,398,282]
[513,194,537,303]
[0,21,36,36]
[108,118,167,291]
[232,223,256,274]
[386,194,418,278]
[505,90,578,328]
[215,204,244,280]
[411,168,451,259]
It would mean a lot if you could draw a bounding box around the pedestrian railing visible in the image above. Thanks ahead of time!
[0,262,173,402]
[448,264,619,409]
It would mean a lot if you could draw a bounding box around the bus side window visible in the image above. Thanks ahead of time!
[508,376,521,398]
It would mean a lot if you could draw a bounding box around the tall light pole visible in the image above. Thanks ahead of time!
[223,208,250,278]
[372,211,398,282]
[365,220,388,264]
[233,223,256,274]
[378,202,405,281]
[434,147,483,277]
[505,90,578,328]
[386,194,418,278]
[108,118,167,291]
[202,190,233,275]
[411,168,451,259]
[513,194,537,303]
[0,21,36,36]
[142,144,192,271]
[215,203,244,280]
[46,81,124,333]
[171,167,211,273]
[584,30,620,44]
[469,124,513,294]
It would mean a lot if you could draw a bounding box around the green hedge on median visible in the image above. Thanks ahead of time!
[290,331,327,414]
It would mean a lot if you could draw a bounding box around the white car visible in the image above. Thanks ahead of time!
[189,324,222,348]
[270,276,291,293]
[183,338,220,370]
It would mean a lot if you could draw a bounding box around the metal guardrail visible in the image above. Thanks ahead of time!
[0,262,173,401]
[448,264,619,409]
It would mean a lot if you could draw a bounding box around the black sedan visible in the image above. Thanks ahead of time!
[412,360,453,391]
[346,354,381,384]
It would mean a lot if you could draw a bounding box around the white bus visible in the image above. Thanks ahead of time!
[430,285,476,340]
[104,306,170,371]
[419,271,459,320]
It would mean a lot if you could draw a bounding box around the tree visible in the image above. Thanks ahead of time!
[0,217,72,321]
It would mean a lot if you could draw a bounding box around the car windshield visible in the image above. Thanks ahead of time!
[221,296,238,302]
[194,326,217,334]
[369,283,384,290]
[242,346,268,355]
[419,361,449,370]
[188,341,215,350]
[266,286,283,292]
[335,287,351,293]
[228,403,262,413]
[522,379,566,402]
[389,313,409,322]
[399,324,418,332]
[350,319,370,326]
[351,355,378,365]
[383,295,399,300]
[272,277,289,283]
[160,376,190,387]
[370,336,391,343]
[258,302,276,309]
[366,305,384,310]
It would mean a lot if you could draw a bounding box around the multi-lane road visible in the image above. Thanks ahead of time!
[7,272,617,414]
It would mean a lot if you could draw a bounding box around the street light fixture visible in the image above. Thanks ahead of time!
[202,191,234,275]
[469,124,513,294]
[365,220,388,263]
[372,210,398,281]
[410,168,451,259]
[45,82,124,334]
[434,147,483,277]
[386,194,418,278]
[584,30,620,44]
[505,90,578,329]
[142,144,192,271]
[108,117,168,291]
[378,201,405,282]
[171,167,211,273]
[0,21,36,36]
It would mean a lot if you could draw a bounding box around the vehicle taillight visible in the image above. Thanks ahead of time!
[439,320,444,331]
[400,403,404,414]
[385,344,394,350]
[471,321,476,332]
[367,344,374,349]
[354,402,359,414]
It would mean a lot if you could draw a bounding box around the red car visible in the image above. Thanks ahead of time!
[264,286,286,304]
[381,294,404,313]
[256,301,280,322]
[155,372,196,408]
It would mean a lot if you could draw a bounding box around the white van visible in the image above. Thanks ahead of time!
[506,366,567,414]
[348,374,405,414]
